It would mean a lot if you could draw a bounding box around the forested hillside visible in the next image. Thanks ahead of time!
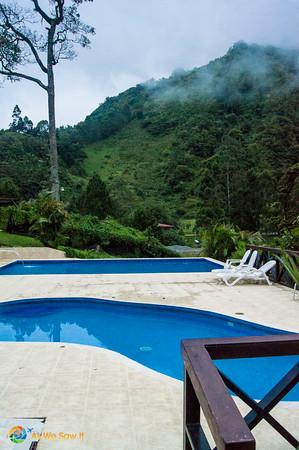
[1,42,299,233]
[77,41,299,231]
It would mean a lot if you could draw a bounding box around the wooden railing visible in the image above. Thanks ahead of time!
[247,244,299,287]
[182,334,299,450]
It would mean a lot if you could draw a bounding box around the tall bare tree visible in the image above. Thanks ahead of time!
[0,0,94,200]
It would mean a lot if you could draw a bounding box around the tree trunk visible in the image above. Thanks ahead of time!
[47,67,60,200]
[226,165,231,221]
[47,25,60,201]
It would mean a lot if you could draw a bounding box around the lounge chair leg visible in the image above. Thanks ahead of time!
[223,277,231,287]
[264,274,272,286]
[229,276,243,287]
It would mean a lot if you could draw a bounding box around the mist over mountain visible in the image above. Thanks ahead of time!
[1,42,299,232]
[77,42,299,139]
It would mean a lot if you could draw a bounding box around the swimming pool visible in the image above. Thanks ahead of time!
[0,297,297,401]
[0,258,222,275]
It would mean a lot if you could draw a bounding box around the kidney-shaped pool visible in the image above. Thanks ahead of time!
[0,297,297,401]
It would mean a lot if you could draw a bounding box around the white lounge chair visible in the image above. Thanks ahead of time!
[212,250,257,275]
[212,249,251,273]
[219,260,276,287]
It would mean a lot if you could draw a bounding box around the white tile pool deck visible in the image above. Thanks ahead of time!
[0,269,298,449]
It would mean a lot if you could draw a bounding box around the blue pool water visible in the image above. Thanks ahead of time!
[0,297,297,401]
[0,258,222,275]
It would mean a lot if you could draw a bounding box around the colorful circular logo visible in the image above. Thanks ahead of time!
[7,425,27,444]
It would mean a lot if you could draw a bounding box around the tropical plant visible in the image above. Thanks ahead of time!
[230,231,264,259]
[6,201,36,234]
[279,227,299,251]
[0,176,20,198]
[58,246,111,259]
[200,224,239,260]
[277,254,299,300]
[6,192,67,245]
[30,193,67,245]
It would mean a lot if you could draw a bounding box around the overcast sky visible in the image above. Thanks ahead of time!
[1,0,299,129]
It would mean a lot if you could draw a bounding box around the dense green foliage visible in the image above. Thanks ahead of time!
[4,196,173,257]
[278,254,299,299]
[78,174,112,219]
[0,177,20,198]
[200,224,239,260]
[278,254,299,286]
[6,193,67,245]
[1,42,299,252]
[58,246,112,259]
[200,225,264,260]
[127,200,183,245]
[61,214,174,257]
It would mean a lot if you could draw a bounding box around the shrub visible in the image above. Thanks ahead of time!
[0,177,20,198]
[5,195,176,257]
[29,194,67,245]
[62,214,175,257]
[279,227,299,251]
[200,224,266,261]
[200,224,239,260]
[129,202,173,232]
[6,192,67,246]
[58,246,111,259]
[0,207,9,229]
[128,201,183,246]
[6,201,36,234]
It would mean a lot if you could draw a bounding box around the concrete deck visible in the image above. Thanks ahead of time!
[0,270,298,449]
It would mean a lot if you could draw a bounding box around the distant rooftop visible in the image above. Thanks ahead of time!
[158,223,174,229]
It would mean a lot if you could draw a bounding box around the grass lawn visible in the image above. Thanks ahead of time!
[0,231,43,247]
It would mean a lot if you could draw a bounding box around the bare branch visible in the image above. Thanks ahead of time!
[0,5,47,73]
[0,68,47,90]
[55,0,64,23]
[31,0,52,24]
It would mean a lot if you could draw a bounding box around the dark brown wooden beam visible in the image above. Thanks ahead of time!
[182,344,255,449]
[182,334,299,450]
[183,334,299,360]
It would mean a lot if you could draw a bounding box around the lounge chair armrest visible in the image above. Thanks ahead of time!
[225,258,243,269]
[245,267,260,273]
[226,259,241,264]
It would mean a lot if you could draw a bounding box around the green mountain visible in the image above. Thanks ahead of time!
[1,42,299,232]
